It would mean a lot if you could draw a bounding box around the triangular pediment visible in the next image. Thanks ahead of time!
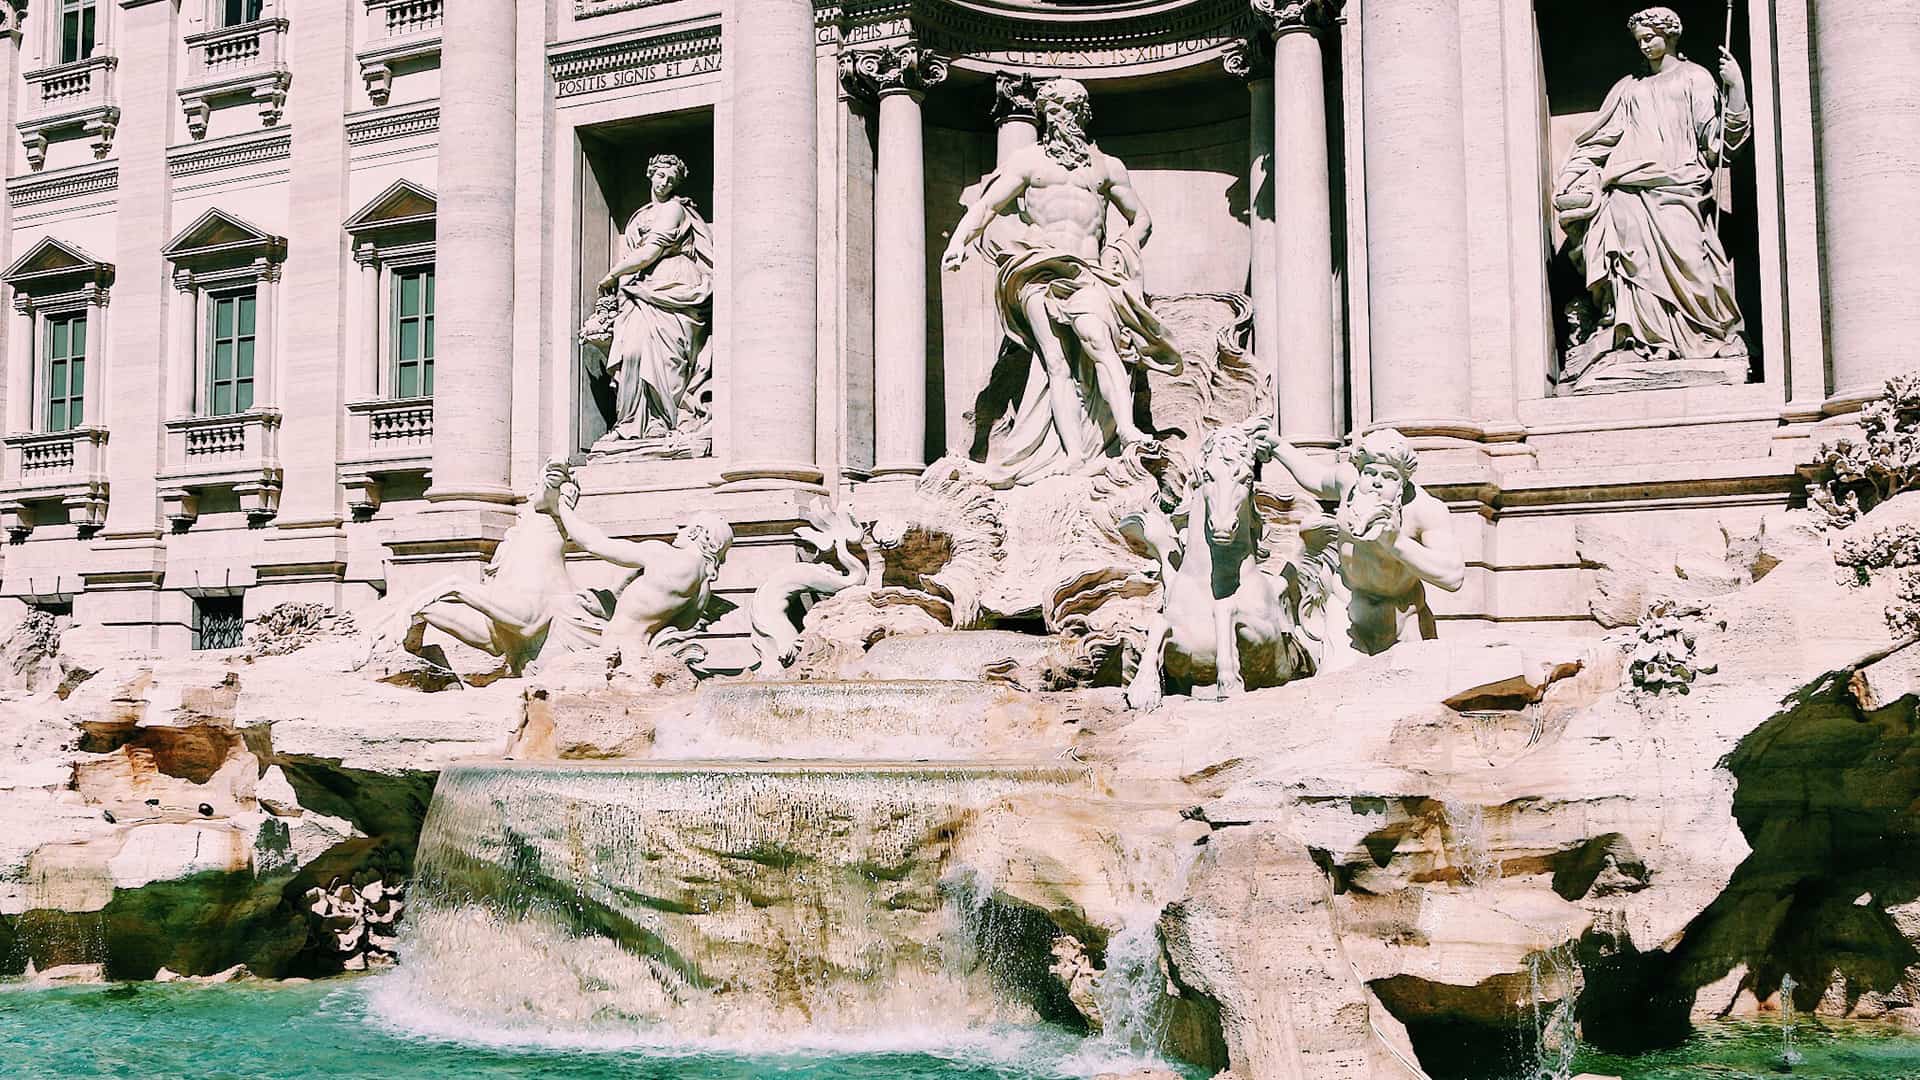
[162,208,285,264]
[3,236,111,287]
[343,179,437,234]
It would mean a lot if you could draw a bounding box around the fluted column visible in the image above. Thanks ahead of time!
[722,0,821,486]
[1811,0,1920,411]
[1360,0,1472,430]
[427,0,517,503]
[5,299,31,433]
[843,44,948,479]
[1258,0,1339,445]
[1224,39,1279,439]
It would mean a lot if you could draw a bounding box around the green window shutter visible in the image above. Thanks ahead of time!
[207,289,258,417]
[43,311,86,433]
[391,265,435,400]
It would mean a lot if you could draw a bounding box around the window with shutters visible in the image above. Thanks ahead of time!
[43,311,86,433]
[206,288,258,417]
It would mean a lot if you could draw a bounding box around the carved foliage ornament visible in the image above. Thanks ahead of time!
[839,43,950,102]
[1251,0,1337,35]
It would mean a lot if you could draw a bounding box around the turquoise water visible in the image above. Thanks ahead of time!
[0,976,1195,1080]
[1573,1017,1920,1079]
[5,977,1920,1080]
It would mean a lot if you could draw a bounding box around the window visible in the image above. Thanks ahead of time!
[59,0,96,65]
[391,265,434,399]
[220,0,264,27]
[192,594,244,650]
[207,289,257,416]
[43,311,86,432]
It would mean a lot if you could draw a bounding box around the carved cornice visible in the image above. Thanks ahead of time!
[345,102,438,145]
[547,21,720,99]
[6,161,116,207]
[839,42,948,103]
[909,0,1249,72]
[167,129,291,178]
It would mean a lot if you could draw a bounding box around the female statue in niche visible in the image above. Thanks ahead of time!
[1552,6,1751,393]
[586,153,715,455]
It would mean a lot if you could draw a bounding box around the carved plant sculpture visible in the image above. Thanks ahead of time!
[748,503,872,670]
[1628,599,1719,695]
[304,876,405,971]
[1810,371,1920,528]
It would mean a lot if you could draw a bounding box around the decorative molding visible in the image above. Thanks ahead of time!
[166,129,291,177]
[547,22,721,98]
[905,0,1251,72]
[6,162,117,207]
[839,42,949,103]
[990,70,1041,124]
[574,0,677,20]
[1251,0,1337,36]
[1220,35,1270,80]
[180,18,293,138]
[345,102,438,145]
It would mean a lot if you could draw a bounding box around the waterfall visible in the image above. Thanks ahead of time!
[1442,800,1499,886]
[378,758,1086,1047]
[1525,943,1580,1080]
[1780,972,1804,1068]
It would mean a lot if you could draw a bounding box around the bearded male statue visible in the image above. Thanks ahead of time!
[940,77,1184,488]
[1270,429,1466,669]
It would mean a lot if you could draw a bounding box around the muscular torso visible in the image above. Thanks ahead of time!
[1016,146,1110,261]
[608,544,707,636]
[1337,492,1448,601]
[488,515,574,616]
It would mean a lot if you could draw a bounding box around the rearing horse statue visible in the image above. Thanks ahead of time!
[1122,418,1307,709]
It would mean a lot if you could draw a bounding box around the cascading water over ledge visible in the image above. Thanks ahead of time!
[386,758,1096,1043]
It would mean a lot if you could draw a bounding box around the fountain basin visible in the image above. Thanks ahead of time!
[398,758,1093,1040]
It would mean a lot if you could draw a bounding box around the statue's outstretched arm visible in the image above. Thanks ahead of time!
[554,500,663,570]
[1395,507,1466,593]
[1266,431,1340,502]
[941,165,1029,270]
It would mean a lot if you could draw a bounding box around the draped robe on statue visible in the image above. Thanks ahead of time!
[1555,58,1750,374]
[604,197,715,441]
[972,181,1183,488]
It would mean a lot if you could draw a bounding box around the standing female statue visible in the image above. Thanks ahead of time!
[1552,7,1751,392]
[589,153,715,453]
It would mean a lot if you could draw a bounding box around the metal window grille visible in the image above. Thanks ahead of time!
[193,595,245,651]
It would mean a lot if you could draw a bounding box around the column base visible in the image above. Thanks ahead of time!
[1823,382,1886,417]
[865,464,926,482]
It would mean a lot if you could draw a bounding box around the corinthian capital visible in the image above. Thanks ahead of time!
[1252,0,1336,36]
[991,71,1043,125]
[839,43,950,103]
[1221,37,1272,80]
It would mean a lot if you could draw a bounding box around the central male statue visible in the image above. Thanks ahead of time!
[940,77,1183,488]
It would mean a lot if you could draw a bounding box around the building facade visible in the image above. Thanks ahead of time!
[0,0,1908,656]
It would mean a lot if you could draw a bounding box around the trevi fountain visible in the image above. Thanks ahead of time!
[1,1,1919,1079]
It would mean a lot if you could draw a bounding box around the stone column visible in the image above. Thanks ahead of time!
[721,0,821,486]
[165,276,197,419]
[352,248,380,401]
[1258,0,1339,445]
[843,44,947,480]
[427,0,517,503]
[992,71,1041,161]
[5,300,31,433]
[1812,0,1920,411]
[1224,38,1279,439]
[1360,0,1473,430]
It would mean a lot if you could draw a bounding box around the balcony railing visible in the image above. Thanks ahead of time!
[17,56,119,167]
[180,18,292,137]
[357,0,442,106]
[158,409,282,527]
[1,426,109,536]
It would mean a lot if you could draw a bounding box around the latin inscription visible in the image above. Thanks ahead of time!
[554,49,720,98]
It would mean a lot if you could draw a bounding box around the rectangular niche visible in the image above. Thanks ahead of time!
[1534,0,1764,396]
[573,106,716,457]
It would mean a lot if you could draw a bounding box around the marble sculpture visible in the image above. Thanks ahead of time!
[941,77,1184,487]
[1553,6,1751,392]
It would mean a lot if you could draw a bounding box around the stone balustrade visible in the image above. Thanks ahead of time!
[159,409,282,527]
[179,17,291,138]
[17,56,119,167]
[0,426,109,537]
[358,0,443,106]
